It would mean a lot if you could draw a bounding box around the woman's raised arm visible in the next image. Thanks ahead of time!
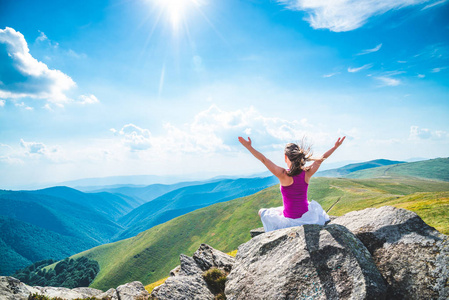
[305,136,346,180]
[238,137,289,183]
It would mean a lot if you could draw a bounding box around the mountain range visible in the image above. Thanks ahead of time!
[2,157,447,284]
[51,157,449,291]
[0,176,277,275]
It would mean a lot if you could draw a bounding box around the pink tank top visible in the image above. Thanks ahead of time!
[280,171,309,219]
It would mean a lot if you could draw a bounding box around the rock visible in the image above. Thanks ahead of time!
[0,276,41,300]
[151,275,214,300]
[169,265,181,277]
[95,288,116,299]
[193,244,234,273]
[115,281,150,300]
[225,224,387,300]
[33,285,103,299]
[151,244,234,300]
[330,206,449,300]
[250,227,265,238]
[0,276,150,300]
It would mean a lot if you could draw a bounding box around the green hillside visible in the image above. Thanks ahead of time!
[55,174,449,291]
[114,176,277,240]
[345,157,449,181]
[316,159,405,177]
[0,216,96,275]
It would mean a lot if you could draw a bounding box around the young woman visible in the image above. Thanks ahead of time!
[238,136,345,232]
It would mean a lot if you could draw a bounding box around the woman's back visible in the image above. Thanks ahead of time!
[281,171,309,219]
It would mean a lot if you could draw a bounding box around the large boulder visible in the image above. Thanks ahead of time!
[114,281,150,300]
[225,224,387,300]
[33,286,103,299]
[330,206,449,300]
[151,244,234,300]
[0,276,41,300]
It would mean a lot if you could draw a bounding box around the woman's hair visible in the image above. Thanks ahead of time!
[284,140,312,177]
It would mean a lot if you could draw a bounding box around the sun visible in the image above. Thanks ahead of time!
[154,0,200,32]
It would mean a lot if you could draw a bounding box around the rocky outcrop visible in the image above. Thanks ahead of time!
[0,276,42,300]
[2,206,447,300]
[0,276,149,300]
[330,206,449,300]
[150,243,234,299]
[226,224,387,300]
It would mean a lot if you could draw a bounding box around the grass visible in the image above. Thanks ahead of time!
[44,173,449,292]
[145,276,168,293]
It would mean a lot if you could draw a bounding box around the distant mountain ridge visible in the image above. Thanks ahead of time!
[316,159,405,178]
[345,157,449,181]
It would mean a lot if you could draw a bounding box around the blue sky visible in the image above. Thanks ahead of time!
[0,0,448,188]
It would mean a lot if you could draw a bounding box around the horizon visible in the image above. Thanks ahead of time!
[1,0,448,189]
[2,156,440,190]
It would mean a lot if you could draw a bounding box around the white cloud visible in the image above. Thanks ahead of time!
[409,126,449,140]
[431,67,447,73]
[20,139,48,154]
[0,99,5,107]
[277,0,437,32]
[417,74,425,78]
[0,27,75,104]
[15,102,33,110]
[78,94,99,105]
[375,76,401,86]
[36,31,49,43]
[357,43,382,55]
[112,105,326,155]
[422,0,447,10]
[323,72,340,78]
[348,64,372,73]
[114,124,153,151]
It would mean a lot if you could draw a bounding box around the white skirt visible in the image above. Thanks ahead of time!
[259,200,330,232]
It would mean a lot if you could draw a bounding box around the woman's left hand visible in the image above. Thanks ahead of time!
[238,136,252,148]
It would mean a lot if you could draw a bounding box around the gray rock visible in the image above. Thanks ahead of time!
[151,275,214,300]
[95,287,116,299]
[151,244,234,300]
[225,224,387,300]
[0,276,40,300]
[250,227,265,238]
[193,244,235,273]
[330,206,449,300]
[169,265,181,277]
[0,276,105,300]
[115,281,150,300]
[33,285,103,299]
[177,254,204,277]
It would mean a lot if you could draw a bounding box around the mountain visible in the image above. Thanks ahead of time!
[113,176,278,240]
[315,159,405,177]
[0,216,95,275]
[87,181,208,203]
[0,188,126,275]
[56,171,449,291]
[0,176,277,274]
[0,190,123,244]
[345,157,449,181]
[28,186,143,221]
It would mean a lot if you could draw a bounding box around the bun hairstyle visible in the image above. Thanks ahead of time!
[284,141,312,177]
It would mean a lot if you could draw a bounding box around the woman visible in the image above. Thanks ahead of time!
[238,136,345,232]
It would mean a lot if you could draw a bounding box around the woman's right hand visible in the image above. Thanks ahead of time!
[334,136,346,148]
[238,136,252,148]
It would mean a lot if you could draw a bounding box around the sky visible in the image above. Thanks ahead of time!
[0,0,448,189]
